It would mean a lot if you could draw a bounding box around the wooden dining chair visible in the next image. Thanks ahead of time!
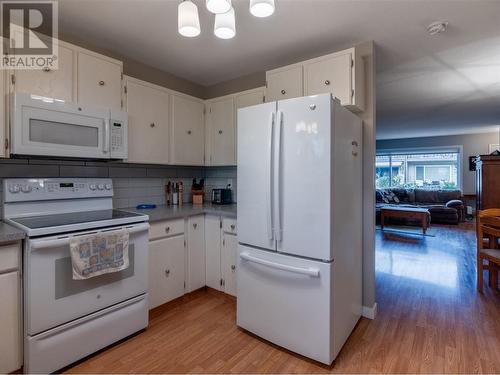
[477,209,500,292]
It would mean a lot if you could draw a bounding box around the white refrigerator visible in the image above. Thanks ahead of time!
[236,94,363,364]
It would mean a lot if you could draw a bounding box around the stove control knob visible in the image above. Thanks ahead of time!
[97,184,105,190]
[105,184,112,190]
[21,185,32,193]
[9,184,20,193]
[89,184,97,191]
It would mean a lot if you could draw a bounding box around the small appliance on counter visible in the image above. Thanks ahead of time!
[212,185,232,205]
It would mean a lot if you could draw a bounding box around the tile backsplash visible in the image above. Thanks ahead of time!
[0,158,237,214]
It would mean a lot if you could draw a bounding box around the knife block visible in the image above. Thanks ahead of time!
[192,189,204,205]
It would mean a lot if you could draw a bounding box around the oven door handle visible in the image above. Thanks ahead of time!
[30,223,150,250]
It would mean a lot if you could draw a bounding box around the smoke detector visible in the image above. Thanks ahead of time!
[427,21,448,35]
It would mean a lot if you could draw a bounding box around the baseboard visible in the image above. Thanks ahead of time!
[362,302,377,319]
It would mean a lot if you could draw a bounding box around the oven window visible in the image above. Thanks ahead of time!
[30,119,99,147]
[54,245,135,299]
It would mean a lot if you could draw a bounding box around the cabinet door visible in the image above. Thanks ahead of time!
[148,235,185,309]
[205,215,222,291]
[77,51,122,110]
[187,215,205,292]
[0,70,6,158]
[235,88,265,110]
[126,78,170,164]
[222,233,238,297]
[207,97,235,166]
[13,44,75,102]
[305,52,352,105]
[0,271,21,373]
[266,66,303,102]
[170,94,205,165]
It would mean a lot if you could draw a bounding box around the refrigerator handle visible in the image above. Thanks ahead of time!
[274,110,283,242]
[266,112,275,241]
[240,252,320,277]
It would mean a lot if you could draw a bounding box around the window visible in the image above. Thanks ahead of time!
[376,150,460,190]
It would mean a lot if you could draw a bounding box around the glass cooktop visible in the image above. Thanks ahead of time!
[10,209,145,230]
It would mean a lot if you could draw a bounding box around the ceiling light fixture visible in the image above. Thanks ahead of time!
[178,0,201,37]
[249,0,275,18]
[214,7,236,39]
[206,0,232,14]
[427,21,448,35]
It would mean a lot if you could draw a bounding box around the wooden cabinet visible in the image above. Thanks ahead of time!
[206,96,235,166]
[221,232,238,296]
[125,77,170,164]
[170,94,205,166]
[148,234,186,309]
[0,242,21,373]
[476,155,500,210]
[265,47,365,112]
[265,65,303,102]
[77,50,123,110]
[205,215,223,291]
[187,215,205,292]
[12,43,75,102]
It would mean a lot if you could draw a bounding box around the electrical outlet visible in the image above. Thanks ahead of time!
[227,178,233,188]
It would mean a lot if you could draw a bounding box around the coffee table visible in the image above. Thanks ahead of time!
[380,206,431,234]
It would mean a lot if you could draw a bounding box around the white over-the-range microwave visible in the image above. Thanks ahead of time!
[10,93,128,159]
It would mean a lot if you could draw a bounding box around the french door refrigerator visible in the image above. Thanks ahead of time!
[237,93,363,364]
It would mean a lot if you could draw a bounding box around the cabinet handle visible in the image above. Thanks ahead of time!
[99,80,105,86]
[165,226,170,233]
[165,269,170,277]
[42,67,51,72]
[231,265,236,271]
[193,223,197,229]
[150,123,155,128]
[187,130,192,135]
[230,224,235,230]
[218,130,223,135]
[325,80,330,86]
[281,89,286,95]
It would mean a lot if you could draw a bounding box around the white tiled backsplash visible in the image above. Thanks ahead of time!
[0,165,237,214]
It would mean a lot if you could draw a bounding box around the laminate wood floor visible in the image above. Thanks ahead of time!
[66,222,500,373]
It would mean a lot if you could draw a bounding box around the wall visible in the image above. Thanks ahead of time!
[376,131,499,195]
[0,158,236,215]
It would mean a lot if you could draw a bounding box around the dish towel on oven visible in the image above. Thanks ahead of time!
[70,230,130,280]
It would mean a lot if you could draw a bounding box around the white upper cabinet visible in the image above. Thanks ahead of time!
[206,96,235,166]
[305,48,364,111]
[265,65,303,102]
[77,50,123,110]
[125,77,170,164]
[305,52,352,105]
[170,94,205,166]
[235,87,265,110]
[12,43,75,102]
[265,47,365,112]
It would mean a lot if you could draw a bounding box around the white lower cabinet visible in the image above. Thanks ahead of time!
[222,232,238,296]
[148,234,186,309]
[187,215,205,292]
[0,242,21,373]
[205,215,223,291]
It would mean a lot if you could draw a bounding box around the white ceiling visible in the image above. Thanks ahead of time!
[57,0,500,139]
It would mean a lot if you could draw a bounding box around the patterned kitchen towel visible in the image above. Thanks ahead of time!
[70,230,129,280]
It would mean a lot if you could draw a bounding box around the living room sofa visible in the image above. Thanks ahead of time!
[376,188,465,225]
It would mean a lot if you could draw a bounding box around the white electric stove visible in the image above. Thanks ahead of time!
[3,178,150,373]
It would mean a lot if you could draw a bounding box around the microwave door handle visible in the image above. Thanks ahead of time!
[103,118,110,154]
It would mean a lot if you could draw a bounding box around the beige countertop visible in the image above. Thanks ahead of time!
[124,203,237,223]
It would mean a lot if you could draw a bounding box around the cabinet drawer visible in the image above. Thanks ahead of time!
[149,219,184,240]
[222,218,237,235]
[0,243,20,273]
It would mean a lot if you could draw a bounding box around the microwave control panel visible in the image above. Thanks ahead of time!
[109,110,128,159]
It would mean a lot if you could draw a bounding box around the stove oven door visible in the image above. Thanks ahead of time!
[25,222,149,336]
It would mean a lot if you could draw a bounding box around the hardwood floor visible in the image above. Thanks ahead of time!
[66,222,500,373]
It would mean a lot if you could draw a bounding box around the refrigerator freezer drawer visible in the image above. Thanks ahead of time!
[25,294,148,374]
[236,245,335,364]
